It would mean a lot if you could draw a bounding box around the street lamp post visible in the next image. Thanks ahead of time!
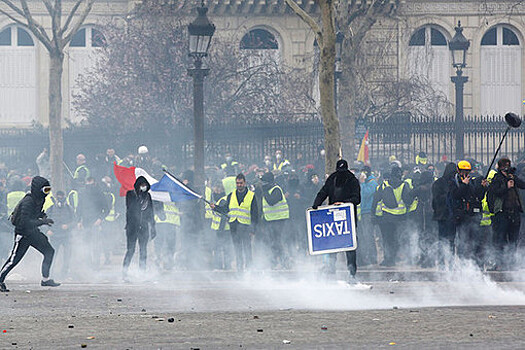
[187,1,215,193]
[334,31,344,115]
[448,21,470,160]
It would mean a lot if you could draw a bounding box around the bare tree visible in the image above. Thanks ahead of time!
[0,0,95,191]
[284,0,341,175]
[74,3,314,133]
[334,0,400,159]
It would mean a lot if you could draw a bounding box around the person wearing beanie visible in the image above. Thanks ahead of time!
[312,159,361,283]
[0,176,60,293]
[260,171,290,269]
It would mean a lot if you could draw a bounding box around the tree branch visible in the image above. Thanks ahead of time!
[60,0,84,36]
[19,0,53,49]
[63,0,95,45]
[0,0,25,17]
[284,0,323,47]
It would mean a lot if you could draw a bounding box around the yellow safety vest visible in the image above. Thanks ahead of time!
[262,185,289,221]
[211,196,230,231]
[105,193,116,222]
[229,190,255,225]
[43,191,54,212]
[155,202,181,226]
[481,169,497,226]
[382,182,407,215]
[74,164,90,180]
[273,160,290,172]
[7,191,26,214]
[221,161,238,169]
[204,186,213,219]
[375,182,387,217]
[222,176,236,195]
[67,190,79,212]
[480,194,493,227]
[404,178,418,213]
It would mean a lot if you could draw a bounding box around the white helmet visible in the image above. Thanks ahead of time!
[138,145,148,154]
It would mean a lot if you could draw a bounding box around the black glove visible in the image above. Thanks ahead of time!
[150,227,157,240]
[312,205,318,210]
[42,218,54,226]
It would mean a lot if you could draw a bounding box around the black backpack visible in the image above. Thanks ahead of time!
[8,201,22,226]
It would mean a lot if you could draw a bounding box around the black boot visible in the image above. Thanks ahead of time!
[0,282,9,292]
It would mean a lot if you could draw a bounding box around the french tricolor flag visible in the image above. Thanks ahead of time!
[113,163,201,203]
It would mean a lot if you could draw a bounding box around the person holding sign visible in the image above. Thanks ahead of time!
[312,159,361,283]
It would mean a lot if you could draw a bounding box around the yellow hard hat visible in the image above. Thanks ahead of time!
[457,160,472,171]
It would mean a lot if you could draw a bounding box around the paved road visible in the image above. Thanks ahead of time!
[1,270,525,349]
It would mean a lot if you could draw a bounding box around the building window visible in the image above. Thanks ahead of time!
[69,26,106,123]
[481,25,522,116]
[0,25,37,124]
[239,28,281,112]
[240,28,278,50]
[407,25,451,111]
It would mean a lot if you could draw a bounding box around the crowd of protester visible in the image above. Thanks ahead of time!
[1,146,525,281]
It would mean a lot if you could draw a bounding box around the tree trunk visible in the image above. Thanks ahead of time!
[49,51,65,192]
[318,0,341,176]
[339,67,356,160]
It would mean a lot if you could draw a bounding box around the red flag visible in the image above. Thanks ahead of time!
[113,163,137,197]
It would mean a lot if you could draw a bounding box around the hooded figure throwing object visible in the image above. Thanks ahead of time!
[0,176,60,292]
[123,176,156,278]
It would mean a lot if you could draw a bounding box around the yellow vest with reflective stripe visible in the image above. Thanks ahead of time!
[155,202,181,226]
[74,164,90,180]
[211,196,230,231]
[375,183,386,217]
[382,182,407,215]
[480,194,493,227]
[222,176,236,195]
[43,191,54,212]
[204,186,213,219]
[273,160,290,171]
[262,185,289,221]
[229,190,255,225]
[7,191,26,214]
[105,193,116,222]
[67,190,79,212]
[404,179,418,212]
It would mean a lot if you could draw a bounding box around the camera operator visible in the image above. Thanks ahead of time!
[487,158,525,271]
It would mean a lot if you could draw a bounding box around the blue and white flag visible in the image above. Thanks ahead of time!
[150,172,202,203]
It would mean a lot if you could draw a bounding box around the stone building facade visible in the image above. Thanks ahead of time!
[0,0,523,127]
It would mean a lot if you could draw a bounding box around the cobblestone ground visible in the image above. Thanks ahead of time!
[1,277,525,349]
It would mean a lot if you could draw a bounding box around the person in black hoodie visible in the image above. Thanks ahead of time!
[313,159,361,282]
[0,176,60,292]
[432,162,456,269]
[487,157,525,270]
[123,176,155,279]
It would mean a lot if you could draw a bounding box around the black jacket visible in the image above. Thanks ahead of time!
[14,176,50,236]
[432,163,456,222]
[313,170,361,217]
[125,176,155,233]
[488,171,525,214]
[46,197,75,237]
[448,173,486,223]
